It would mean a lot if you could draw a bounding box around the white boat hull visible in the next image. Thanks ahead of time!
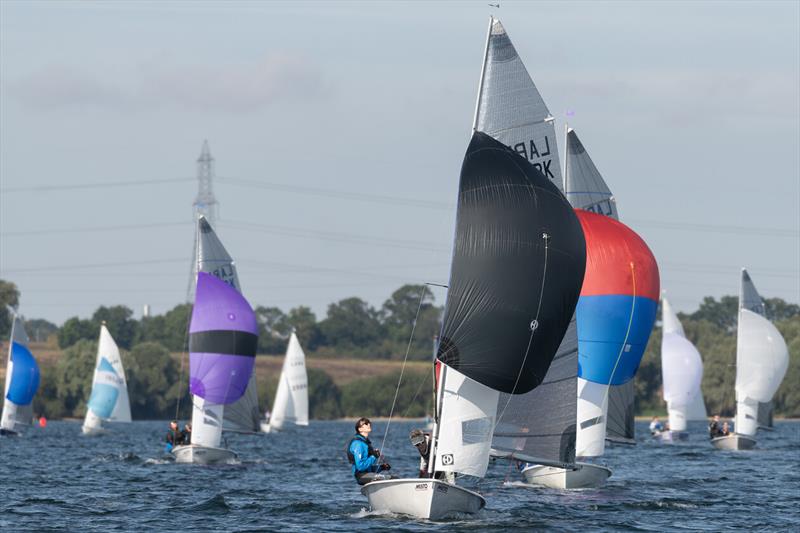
[653,430,688,443]
[711,434,756,450]
[521,462,612,489]
[361,478,485,520]
[81,424,107,436]
[171,444,238,464]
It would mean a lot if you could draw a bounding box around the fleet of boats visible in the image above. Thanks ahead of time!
[0,13,792,523]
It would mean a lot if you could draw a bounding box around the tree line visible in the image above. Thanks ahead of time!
[1,279,798,419]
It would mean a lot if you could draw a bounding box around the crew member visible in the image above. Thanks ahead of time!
[708,415,723,439]
[165,420,183,452]
[347,417,391,485]
[649,416,664,435]
[181,423,192,444]
[409,429,432,477]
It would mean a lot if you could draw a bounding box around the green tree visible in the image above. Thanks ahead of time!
[124,342,186,419]
[53,339,97,417]
[319,298,384,355]
[340,370,432,417]
[690,296,739,331]
[92,305,138,349]
[136,303,191,351]
[0,279,20,338]
[308,368,343,419]
[57,317,96,349]
[286,306,323,350]
[24,318,58,343]
[380,284,442,360]
[256,306,290,354]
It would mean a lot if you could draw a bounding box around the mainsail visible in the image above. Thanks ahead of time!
[660,297,704,431]
[189,215,260,445]
[573,210,659,456]
[268,331,309,431]
[473,17,562,190]
[734,269,788,437]
[433,132,585,478]
[1,314,40,434]
[83,324,132,432]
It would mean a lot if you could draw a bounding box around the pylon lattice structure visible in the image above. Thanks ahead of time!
[187,140,219,301]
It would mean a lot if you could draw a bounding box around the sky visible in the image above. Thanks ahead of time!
[1,0,798,326]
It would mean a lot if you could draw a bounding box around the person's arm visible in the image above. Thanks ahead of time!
[351,441,377,472]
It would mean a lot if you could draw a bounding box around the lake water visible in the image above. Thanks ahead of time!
[1,420,798,531]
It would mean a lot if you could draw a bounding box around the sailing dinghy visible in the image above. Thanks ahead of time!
[172,216,259,463]
[711,269,788,450]
[361,131,586,519]
[1,313,40,437]
[82,323,132,435]
[261,330,309,433]
[657,295,704,442]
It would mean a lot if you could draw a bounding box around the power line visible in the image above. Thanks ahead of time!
[0,177,193,193]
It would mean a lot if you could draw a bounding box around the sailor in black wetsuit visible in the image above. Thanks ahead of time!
[708,415,723,438]
[165,420,183,452]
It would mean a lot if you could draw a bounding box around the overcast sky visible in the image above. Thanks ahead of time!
[1,0,798,326]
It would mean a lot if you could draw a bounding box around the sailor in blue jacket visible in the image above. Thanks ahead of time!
[347,417,391,485]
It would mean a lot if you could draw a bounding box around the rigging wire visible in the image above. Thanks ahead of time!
[378,285,429,464]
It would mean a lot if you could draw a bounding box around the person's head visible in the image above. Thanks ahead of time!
[713,415,720,422]
[185,424,192,431]
[170,420,178,430]
[355,417,372,436]
[652,416,659,422]
[409,429,428,453]
[722,422,729,430]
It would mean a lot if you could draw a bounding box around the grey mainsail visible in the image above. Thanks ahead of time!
[221,372,261,433]
[564,128,618,218]
[492,318,578,466]
[473,17,562,190]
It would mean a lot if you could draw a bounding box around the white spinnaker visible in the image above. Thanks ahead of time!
[269,332,309,430]
[190,215,250,447]
[433,364,499,478]
[734,270,788,436]
[661,297,703,431]
[473,17,562,190]
[1,315,32,432]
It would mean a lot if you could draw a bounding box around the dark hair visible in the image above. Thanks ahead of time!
[355,417,371,432]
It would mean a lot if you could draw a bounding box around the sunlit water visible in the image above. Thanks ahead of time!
[1,420,798,531]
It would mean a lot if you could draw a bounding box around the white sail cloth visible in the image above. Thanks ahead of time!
[269,332,309,430]
[735,309,788,435]
[83,324,131,431]
[433,365,499,478]
[660,298,704,432]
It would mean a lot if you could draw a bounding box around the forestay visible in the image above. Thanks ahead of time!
[473,17,562,190]
[269,331,309,430]
[735,269,788,436]
[434,132,585,477]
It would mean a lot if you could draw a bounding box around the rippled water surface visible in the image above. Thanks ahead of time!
[1,420,798,531]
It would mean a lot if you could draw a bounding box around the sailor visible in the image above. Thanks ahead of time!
[409,429,432,477]
[165,420,183,452]
[649,416,664,435]
[721,421,731,436]
[347,417,391,485]
[708,415,723,438]
[181,423,192,444]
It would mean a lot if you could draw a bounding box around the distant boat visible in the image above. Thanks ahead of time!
[82,323,132,436]
[172,216,259,464]
[1,313,40,436]
[711,269,788,450]
[360,132,585,519]
[261,330,309,433]
[657,295,705,442]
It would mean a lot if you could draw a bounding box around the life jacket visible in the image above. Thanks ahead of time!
[346,434,376,464]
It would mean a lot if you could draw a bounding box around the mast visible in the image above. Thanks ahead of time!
[471,16,493,133]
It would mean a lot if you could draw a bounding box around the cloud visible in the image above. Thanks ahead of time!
[8,52,328,113]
